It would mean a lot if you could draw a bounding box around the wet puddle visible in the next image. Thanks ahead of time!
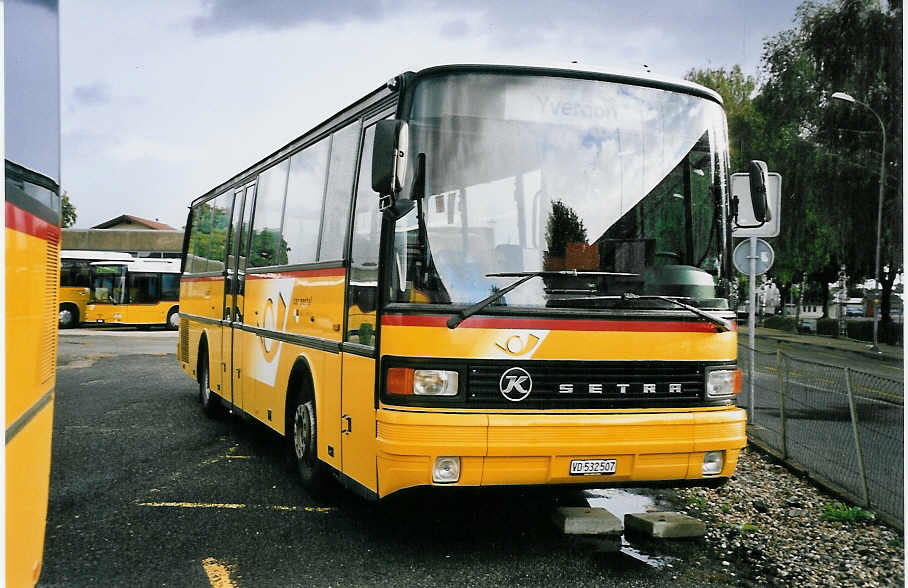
[583,488,682,569]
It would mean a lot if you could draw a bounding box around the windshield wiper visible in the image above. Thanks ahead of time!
[620,292,732,332]
[548,292,732,332]
[446,270,638,329]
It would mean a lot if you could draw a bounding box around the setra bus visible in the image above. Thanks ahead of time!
[179,63,771,499]
[5,0,62,583]
[59,250,134,328]
[85,258,181,329]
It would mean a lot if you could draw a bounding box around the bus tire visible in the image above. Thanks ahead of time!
[166,307,179,331]
[198,351,220,418]
[58,304,79,329]
[289,395,331,495]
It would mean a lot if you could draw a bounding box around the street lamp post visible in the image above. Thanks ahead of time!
[830,91,886,353]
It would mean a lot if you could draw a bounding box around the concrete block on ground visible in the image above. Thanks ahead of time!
[624,512,705,539]
[553,507,623,535]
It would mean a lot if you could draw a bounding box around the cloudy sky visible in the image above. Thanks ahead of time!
[60,0,804,229]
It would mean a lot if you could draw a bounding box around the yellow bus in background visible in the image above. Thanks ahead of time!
[179,64,754,500]
[84,258,181,329]
[59,250,134,328]
[5,0,61,583]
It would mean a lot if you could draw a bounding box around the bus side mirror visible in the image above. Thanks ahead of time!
[372,119,409,210]
[747,160,770,224]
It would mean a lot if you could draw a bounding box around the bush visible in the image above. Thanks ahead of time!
[762,315,796,330]
[814,318,902,345]
[816,318,838,337]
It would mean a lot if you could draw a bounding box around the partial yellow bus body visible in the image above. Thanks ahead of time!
[6,203,59,585]
[84,300,177,326]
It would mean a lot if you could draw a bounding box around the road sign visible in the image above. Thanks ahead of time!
[733,238,774,275]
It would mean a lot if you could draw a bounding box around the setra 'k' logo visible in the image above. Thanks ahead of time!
[495,333,541,356]
[499,367,533,402]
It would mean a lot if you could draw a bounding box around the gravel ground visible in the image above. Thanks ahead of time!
[672,446,904,586]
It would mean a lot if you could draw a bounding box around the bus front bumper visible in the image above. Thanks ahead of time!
[375,407,746,497]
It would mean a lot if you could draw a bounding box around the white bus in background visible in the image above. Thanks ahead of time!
[59,250,135,328]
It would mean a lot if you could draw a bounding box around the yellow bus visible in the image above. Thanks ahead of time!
[59,250,134,328]
[180,64,762,500]
[5,0,61,583]
[84,258,181,329]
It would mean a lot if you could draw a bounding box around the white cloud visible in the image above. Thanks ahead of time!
[60,0,802,229]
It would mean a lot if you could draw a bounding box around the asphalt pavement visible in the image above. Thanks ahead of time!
[43,327,903,586]
[46,330,733,587]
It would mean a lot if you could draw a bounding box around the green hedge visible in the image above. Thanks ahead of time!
[817,318,902,345]
[763,315,797,331]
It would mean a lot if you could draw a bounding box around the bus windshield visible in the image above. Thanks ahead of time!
[90,264,126,304]
[394,72,731,310]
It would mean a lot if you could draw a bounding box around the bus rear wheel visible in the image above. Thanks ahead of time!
[199,352,219,418]
[58,304,78,329]
[290,397,331,495]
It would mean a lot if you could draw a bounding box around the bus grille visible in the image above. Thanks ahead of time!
[180,317,189,363]
[41,233,60,384]
[466,360,707,408]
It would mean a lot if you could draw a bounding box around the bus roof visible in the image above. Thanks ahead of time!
[192,61,722,208]
[91,258,181,274]
[417,62,722,105]
[61,250,134,261]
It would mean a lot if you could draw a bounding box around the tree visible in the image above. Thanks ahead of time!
[545,199,587,259]
[685,65,765,173]
[758,0,902,323]
[61,191,77,228]
[690,1,902,325]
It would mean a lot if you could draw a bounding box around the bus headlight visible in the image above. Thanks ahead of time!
[413,370,458,396]
[702,451,724,475]
[705,368,742,398]
[386,368,459,396]
[433,457,461,483]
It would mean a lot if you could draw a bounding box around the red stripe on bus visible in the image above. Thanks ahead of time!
[381,313,733,333]
[246,268,346,279]
[5,201,61,241]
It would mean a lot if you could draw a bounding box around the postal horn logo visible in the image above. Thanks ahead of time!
[499,367,533,402]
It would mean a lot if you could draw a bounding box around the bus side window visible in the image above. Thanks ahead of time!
[207,192,232,272]
[161,273,180,301]
[319,121,361,261]
[345,123,379,346]
[250,160,290,268]
[283,136,330,265]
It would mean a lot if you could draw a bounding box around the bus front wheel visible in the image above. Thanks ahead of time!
[290,397,331,495]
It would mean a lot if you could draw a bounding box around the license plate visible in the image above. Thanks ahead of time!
[570,459,617,476]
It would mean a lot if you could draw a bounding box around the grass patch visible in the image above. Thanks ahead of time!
[720,504,732,514]
[687,495,709,509]
[820,502,875,523]
[739,523,760,533]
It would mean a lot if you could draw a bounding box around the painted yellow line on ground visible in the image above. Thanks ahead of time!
[202,557,238,588]
[137,501,336,512]
[202,455,254,465]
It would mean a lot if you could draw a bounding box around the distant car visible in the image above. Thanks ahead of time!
[798,319,814,334]
[846,306,863,317]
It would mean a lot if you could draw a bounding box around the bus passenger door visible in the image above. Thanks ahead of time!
[226,183,255,411]
[340,120,381,491]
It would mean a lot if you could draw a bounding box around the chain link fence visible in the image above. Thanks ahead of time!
[737,344,903,529]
